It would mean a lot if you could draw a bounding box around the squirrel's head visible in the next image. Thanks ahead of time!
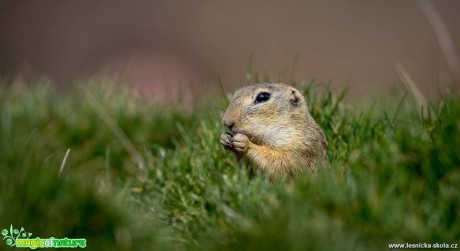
[222,83,311,147]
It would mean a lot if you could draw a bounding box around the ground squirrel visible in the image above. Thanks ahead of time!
[220,83,328,180]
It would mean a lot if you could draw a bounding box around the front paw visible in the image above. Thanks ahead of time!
[232,133,249,153]
[220,133,233,150]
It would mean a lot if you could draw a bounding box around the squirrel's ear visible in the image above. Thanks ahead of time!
[290,90,300,107]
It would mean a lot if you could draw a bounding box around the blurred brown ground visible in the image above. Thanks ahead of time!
[0,0,459,103]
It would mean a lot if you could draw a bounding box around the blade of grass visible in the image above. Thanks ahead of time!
[84,89,146,180]
[59,148,70,175]
[395,63,428,116]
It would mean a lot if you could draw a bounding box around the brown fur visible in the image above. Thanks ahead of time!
[220,83,328,180]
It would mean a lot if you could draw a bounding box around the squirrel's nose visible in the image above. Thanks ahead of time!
[223,117,235,131]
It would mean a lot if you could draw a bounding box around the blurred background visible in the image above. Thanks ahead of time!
[1,2,459,249]
[0,0,459,103]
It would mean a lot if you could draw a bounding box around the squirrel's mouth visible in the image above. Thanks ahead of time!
[226,129,259,144]
[225,130,236,137]
[226,129,247,139]
[226,127,243,137]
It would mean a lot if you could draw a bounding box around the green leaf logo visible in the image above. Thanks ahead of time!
[2,225,33,247]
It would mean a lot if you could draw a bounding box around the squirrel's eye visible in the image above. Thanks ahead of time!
[255,92,270,103]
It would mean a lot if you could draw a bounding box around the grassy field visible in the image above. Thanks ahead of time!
[0,76,459,250]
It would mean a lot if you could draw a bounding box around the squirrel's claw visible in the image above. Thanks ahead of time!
[231,133,249,153]
[220,133,234,150]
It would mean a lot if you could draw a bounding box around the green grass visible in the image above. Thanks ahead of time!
[0,76,459,250]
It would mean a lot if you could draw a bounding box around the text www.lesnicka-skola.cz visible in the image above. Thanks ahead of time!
[388,243,458,249]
